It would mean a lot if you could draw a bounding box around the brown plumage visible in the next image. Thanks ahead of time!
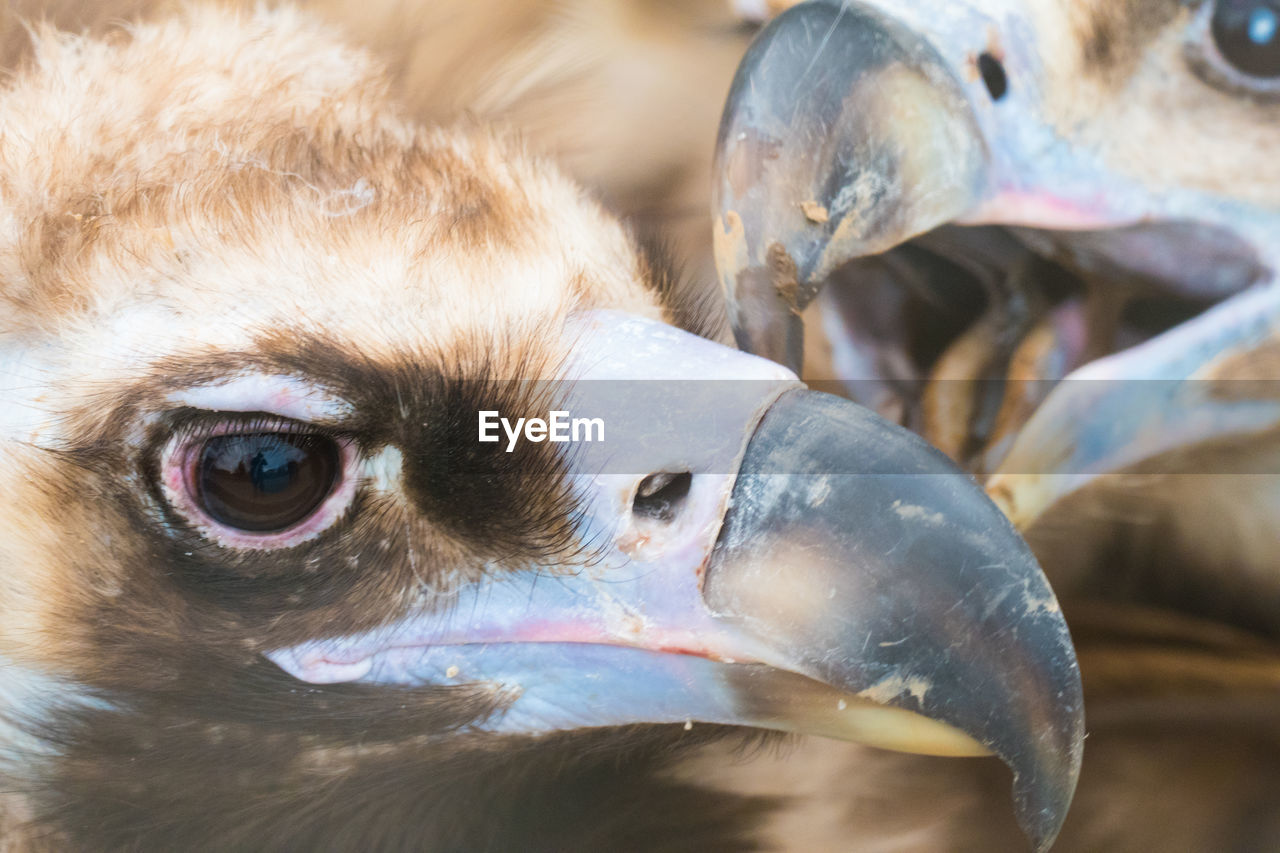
[0,5,744,849]
[0,3,1088,851]
[7,1,1273,850]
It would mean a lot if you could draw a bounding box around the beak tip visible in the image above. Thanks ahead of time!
[709,389,1085,848]
[1011,679,1084,851]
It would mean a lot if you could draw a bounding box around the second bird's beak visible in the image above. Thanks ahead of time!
[714,0,988,373]
[271,311,1083,851]
[714,0,1280,538]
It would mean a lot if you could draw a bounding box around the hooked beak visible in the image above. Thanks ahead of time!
[270,311,1083,851]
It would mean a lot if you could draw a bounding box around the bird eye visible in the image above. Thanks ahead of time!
[1212,0,1280,76]
[159,418,358,550]
[196,432,341,532]
[1189,0,1280,96]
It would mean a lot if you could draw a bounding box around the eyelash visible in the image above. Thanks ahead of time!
[166,412,320,445]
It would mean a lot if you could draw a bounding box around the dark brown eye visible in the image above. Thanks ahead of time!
[196,432,340,532]
[1212,0,1280,78]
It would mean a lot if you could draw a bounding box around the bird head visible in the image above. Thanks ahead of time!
[0,6,1080,850]
[715,0,1280,537]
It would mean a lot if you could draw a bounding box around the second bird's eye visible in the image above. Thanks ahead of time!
[196,432,341,532]
[1212,0,1280,78]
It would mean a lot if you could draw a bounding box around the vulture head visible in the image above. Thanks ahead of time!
[716,0,1280,629]
[0,6,1082,850]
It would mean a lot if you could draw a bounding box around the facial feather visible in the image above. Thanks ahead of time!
[0,0,735,643]
[0,3,1100,849]
[0,7,764,846]
[1024,0,1280,205]
[3,0,759,302]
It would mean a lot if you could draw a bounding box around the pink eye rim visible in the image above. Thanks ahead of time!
[159,416,360,551]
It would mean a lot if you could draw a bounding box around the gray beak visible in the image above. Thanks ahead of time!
[714,0,986,373]
[709,389,1082,850]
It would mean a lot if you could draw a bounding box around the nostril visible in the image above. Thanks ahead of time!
[633,472,693,523]
[978,52,1008,101]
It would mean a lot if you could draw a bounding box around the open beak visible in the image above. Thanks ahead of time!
[714,0,1280,533]
[270,311,1083,851]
